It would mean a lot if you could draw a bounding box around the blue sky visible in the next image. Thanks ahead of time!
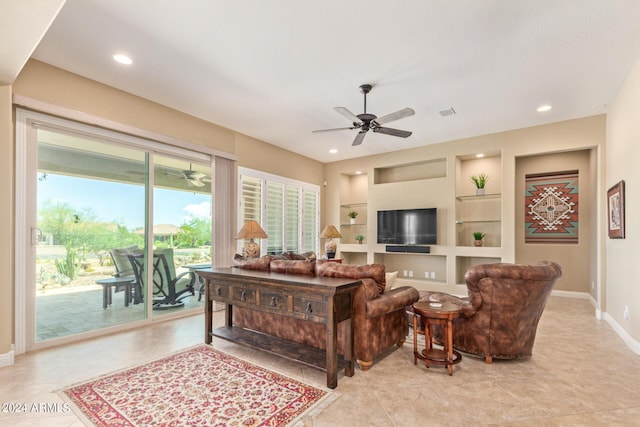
[38,174,211,229]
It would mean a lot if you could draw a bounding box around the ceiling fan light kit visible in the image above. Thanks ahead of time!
[313,84,415,146]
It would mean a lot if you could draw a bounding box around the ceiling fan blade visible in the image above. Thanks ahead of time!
[373,107,415,126]
[373,126,412,138]
[184,170,206,180]
[334,107,362,124]
[187,179,206,187]
[352,131,367,146]
[312,126,356,133]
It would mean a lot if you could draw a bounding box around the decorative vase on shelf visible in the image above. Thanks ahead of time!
[347,211,358,224]
[473,232,486,247]
[470,173,489,196]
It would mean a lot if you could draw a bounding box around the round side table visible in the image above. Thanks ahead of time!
[412,300,462,376]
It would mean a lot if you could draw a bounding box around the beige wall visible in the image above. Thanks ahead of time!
[234,133,324,186]
[3,60,323,356]
[0,85,13,355]
[606,58,640,342]
[324,115,606,295]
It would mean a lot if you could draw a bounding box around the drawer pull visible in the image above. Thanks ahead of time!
[216,287,222,296]
[240,291,246,302]
[306,302,313,313]
[270,296,277,307]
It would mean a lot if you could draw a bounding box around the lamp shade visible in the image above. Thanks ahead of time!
[236,220,268,240]
[320,225,342,239]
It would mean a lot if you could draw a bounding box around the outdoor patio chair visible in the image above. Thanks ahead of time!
[127,248,196,309]
[108,245,141,303]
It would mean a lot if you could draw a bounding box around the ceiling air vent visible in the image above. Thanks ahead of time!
[439,107,456,117]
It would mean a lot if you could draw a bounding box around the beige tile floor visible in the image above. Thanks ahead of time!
[1,296,639,426]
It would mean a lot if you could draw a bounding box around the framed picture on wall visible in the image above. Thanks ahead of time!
[607,180,625,239]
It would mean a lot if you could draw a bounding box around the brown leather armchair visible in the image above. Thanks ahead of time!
[423,261,562,363]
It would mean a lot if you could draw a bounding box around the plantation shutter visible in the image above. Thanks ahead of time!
[286,186,300,252]
[302,190,319,252]
[238,175,262,251]
[238,167,320,256]
[265,181,284,254]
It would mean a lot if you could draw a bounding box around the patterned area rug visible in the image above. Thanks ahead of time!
[61,345,330,426]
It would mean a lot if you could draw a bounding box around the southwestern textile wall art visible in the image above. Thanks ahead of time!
[525,171,579,244]
[607,180,625,239]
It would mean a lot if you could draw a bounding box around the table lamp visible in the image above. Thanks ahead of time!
[236,220,268,257]
[320,225,342,259]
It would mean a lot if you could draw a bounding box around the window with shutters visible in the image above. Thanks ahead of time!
[238,167,319,256]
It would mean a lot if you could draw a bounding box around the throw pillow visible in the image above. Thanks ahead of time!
[385,271,398,291]
[232,254,272,271]
[316,260,386,294]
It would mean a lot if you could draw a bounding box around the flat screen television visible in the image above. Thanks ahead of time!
[377,208,437,245]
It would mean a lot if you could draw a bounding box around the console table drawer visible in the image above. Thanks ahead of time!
[232,287,256,304]
[293,297,327,319]
[208,282,230,300]
[259,290,288,312]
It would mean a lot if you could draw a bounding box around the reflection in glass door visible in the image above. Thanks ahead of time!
[152,156,211,318]
[34,129,148,342]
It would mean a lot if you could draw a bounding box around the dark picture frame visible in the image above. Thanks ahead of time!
[607,180,625,239]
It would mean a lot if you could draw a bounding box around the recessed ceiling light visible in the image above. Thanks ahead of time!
[329,149,338,154]
[476,153,485,158]
[355,171,362,175]
[537,105,552,112]
[113,54,132,65]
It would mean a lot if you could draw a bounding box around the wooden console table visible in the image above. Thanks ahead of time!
[198,267,360,389]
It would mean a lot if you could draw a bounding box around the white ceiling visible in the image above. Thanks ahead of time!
[8,1,640,163]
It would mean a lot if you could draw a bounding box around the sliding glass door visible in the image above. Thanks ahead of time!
[18,110,212,351]
[34,130,149,341]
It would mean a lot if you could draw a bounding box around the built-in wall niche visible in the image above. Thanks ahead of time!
[339,203,367,244]
[374,253,447,283]
[373,158,446,184]
[455,256,502,284]
[455,194,501,247]
[456,154,502,196]
[339,172,368,203]
[455,153,502,247]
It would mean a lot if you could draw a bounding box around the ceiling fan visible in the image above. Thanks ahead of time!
[313,84,415,146]
[165,166,210,187]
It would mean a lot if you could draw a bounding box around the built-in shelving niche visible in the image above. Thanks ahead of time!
[373,158,446,184]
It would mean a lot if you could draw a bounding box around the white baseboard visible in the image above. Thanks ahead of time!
[0,345,15,368]
[551,290,640,356]
[603,313,640,356]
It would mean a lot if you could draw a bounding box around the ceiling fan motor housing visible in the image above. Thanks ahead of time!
[359,84,373,94]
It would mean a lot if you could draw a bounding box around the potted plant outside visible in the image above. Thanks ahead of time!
[473,232,486,247]
[348,210,358,224]
[355,234,364,244]
[470,173,489,195]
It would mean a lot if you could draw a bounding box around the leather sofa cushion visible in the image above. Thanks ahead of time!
[232,254,272,271]
[316,260,386,294]
[270,259,315,275]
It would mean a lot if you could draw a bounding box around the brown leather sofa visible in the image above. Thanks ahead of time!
[419,261,562,363]
[232,255,420,370]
